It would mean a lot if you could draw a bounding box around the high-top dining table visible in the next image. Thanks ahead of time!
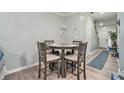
[48,43,78,78]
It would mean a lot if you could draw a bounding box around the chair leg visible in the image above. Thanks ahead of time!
[38,61,41,79]
[65,61,66,78]
[66,61,68,69]
[44,63,47,80]
[71,62,74,74]
[83,62,86,80]
[49,63,55,72]
[74,63,76,71]
[49,63,52,71]
[84,70,86,80]
[52,63,55,71]
[58,62,60,78]
[77,63,80,80]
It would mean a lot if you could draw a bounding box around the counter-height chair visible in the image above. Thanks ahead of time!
[65,41,82,55]
[45,40,54,44]
[66,41,83,72]
[72,40,82,54]
[45,40,60,70]
[45,40,55,71]
[73,40,82,44]
[45,40,60,55]
[65,42,87,80]
[45,40,54,54]
[37,42,61,80]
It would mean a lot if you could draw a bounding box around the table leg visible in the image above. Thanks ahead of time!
[61,49,66,78]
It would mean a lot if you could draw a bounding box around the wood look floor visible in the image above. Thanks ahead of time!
[4,49,118,80]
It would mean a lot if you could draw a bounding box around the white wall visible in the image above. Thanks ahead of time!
[65,13,99,55]
[0,12,64,70]
[119,13,124,71]
[65,13,87,43]
[86,16,99,54]
[0,12,99,71]
[97,26,116,33]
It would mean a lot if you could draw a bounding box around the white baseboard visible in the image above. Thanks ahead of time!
[89,49,99,56]
[0,65,7,80]
[117,59,120,74]
[5,62,39,75]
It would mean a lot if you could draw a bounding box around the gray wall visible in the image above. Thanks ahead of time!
[0,12,64,70]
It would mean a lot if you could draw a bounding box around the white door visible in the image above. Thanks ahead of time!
[98,31,108,48]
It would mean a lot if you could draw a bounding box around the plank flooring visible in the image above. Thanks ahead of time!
[4,49,118,80]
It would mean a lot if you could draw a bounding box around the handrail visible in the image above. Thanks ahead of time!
[94,21,99,47]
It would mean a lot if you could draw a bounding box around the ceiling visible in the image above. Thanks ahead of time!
[55,12,117,26]
[90,12,117,26]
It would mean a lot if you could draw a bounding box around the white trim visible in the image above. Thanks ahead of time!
[0,65,6,80]
[64,12,78,17]
[117,59,120,74]
[54,12,78,17]
[54,12,65,17]
[5,62,39,75]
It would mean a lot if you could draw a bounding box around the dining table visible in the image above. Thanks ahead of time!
[48,43,78,78]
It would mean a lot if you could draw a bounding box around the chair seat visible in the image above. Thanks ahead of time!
[65,54,78,62]
[73,50,78,55]
[47,54,60,62]
[46,49,53,54]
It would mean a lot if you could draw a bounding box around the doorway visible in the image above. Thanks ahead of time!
[98,30,108,48]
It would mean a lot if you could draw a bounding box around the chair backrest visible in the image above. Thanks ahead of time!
[78,42,87,63]
[37,42,46,62]
[73,40,82,45]
[45,40,54,45]
[45,40,54,50]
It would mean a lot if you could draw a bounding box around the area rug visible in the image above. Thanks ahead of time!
[87,50,109,70]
